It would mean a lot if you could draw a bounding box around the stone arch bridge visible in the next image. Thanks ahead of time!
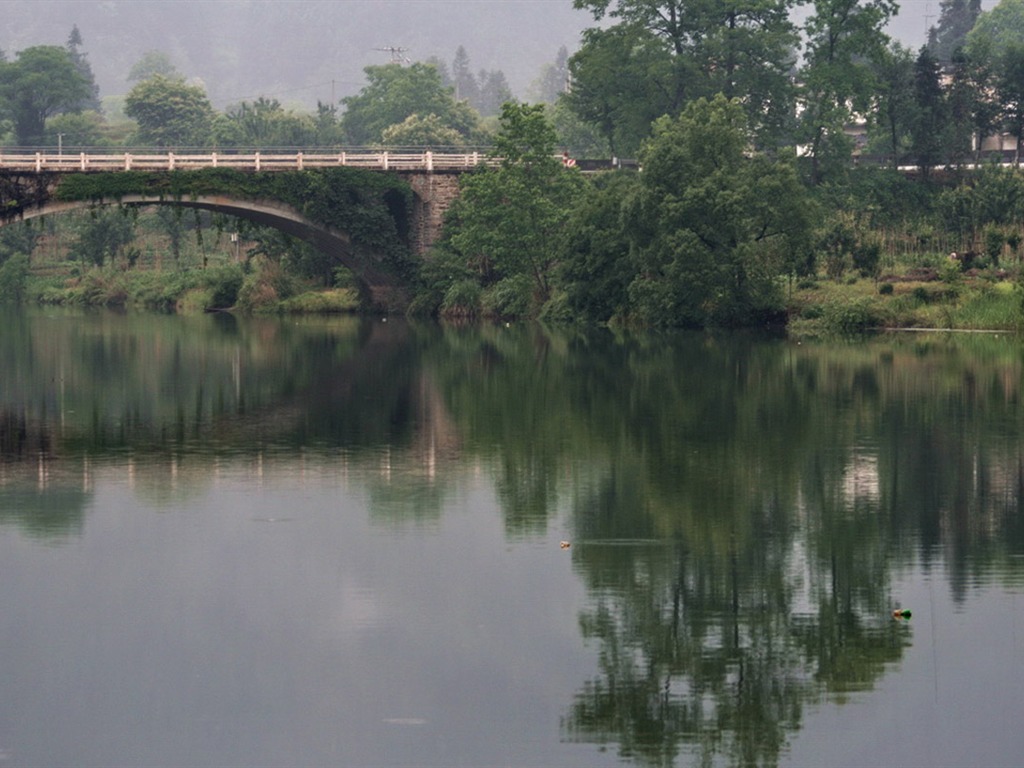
[0,150,481,310]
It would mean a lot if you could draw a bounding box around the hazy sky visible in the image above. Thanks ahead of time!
[0,0,1005,108]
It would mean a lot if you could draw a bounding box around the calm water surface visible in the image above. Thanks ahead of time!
[0,309,1022,767]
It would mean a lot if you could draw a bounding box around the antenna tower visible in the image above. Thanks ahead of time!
[375,46,411,65]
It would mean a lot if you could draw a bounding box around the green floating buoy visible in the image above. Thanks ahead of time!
[892,608,912,619]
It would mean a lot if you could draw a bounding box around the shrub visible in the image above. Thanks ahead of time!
[821,299,879,333]
[878,282,894,295]
[0,255,30,303]
[440,279,481,318]
[201,263,245,308]
[482,274,533,319]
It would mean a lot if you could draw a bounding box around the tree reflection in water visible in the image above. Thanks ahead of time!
[2,311,1023,766]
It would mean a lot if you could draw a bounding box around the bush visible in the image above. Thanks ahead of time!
[236,260,297,313]
[878,282,894,295]
[0,255,30,303]
[482,274,532,319]
[201,263,245,308]
[440,279,481,318]
[821,299,879,333]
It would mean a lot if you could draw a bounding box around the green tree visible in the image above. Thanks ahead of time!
[911,46,948,176]
[966,0,1024,63]
[868,42,916,166]
[571,0,801,149]
[65,25,101,112]
[441,102,584,315]
[0,45,92,145]
[124,75,215,147]
[380,113,466,147]
[69,209,136,267]
[557,172,639,322]
[127,50,181,83]
[529,46,571,104]
[475,69,514,117]
[799,0,898,183]
[928,0,983,64]
[43,110,108,148]
[451,46,478,104]
[625,95,814,327]
[565,24,672,156]
[215,97,316,146]
[945,48,985,165]
[341,62,480,145]
[313,101,345,146]
[995,42,1024,165]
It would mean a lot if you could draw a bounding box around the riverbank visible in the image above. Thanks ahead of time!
[785,267,1023,336]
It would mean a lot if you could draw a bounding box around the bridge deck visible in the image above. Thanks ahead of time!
[0,150,502,173]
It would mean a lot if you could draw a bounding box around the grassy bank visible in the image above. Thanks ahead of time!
[786,266,1023,336]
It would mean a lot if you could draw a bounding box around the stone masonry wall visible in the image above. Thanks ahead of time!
[403,172,462,256]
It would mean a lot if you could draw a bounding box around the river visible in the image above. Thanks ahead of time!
[0,308,1021,767]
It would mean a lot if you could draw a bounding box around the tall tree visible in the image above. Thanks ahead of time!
[475,69,514,117]
[869,41,916,167]
[565,24,674,156]
[65,25,101,111]
[451,46,478,104]
[911,46,948,177]
[443,102,584,311]
[0,45,91,145]
[928,0,983,64]
[571,0,801,148]
[945,48,983,165]
[124,75,215,147]
[798,0,898,183]
[995,42,1024,165]
[530,46,571,104]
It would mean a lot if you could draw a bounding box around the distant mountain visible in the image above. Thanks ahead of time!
[0,0,591,108]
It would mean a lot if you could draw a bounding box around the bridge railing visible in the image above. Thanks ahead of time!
[0,150,502,173]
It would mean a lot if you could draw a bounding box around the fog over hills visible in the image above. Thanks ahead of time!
[0,0,998,110]
[1,0,590,107]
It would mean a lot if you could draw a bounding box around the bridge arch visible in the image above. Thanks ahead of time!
[0,165,453,311]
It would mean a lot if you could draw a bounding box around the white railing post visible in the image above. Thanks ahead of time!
[80,152,87,171]
[297,152,303,170]
[425,151,433,171]
[212,152,218,168]
[125,153,132,171]
[255,152,261,171]
[35,153,42,172]
[382,151,389,170]
[339,151,346,166]
[168,152,175,170]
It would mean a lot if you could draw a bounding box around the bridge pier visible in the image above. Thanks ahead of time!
[403,171,462,256]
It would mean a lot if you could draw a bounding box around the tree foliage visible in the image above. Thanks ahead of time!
[124,75,215,147]
[439,103,584,315]
[799,0,898,183]
[0,45,93,145]
[928,0,983,64]
[341,63,480,145]
[625,95,814,326]
[569,0,801,152]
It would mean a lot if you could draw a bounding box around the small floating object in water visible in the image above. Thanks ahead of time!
[560,541,571,549]
[892,608,912,620]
